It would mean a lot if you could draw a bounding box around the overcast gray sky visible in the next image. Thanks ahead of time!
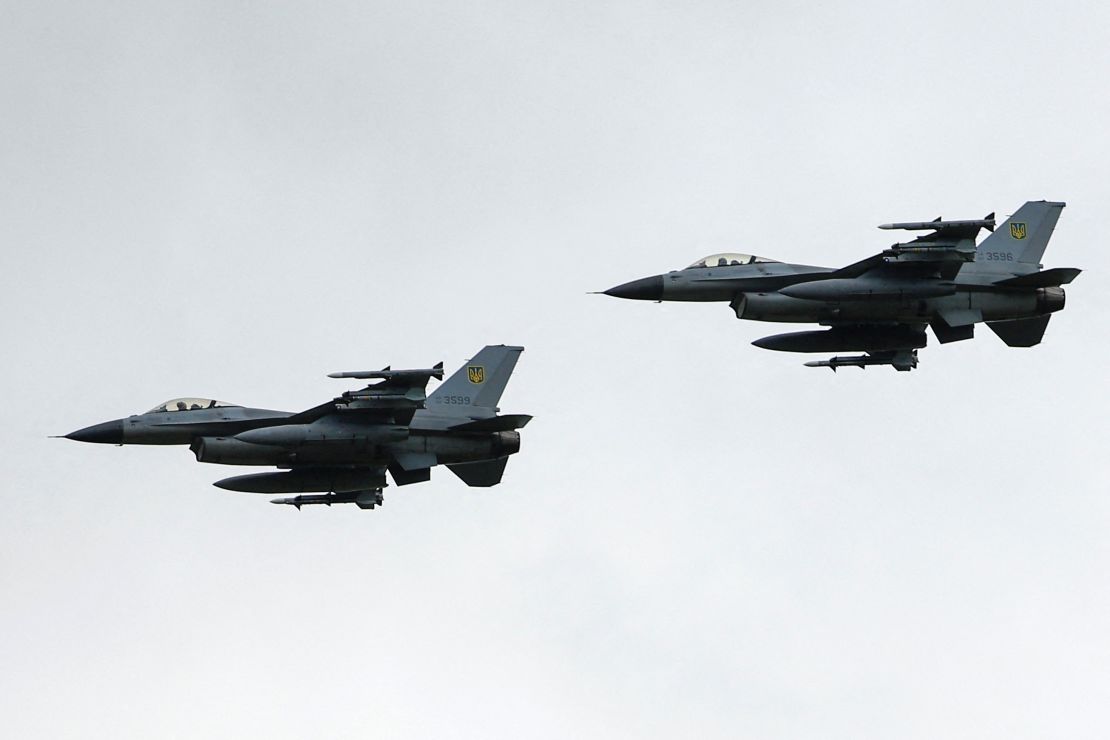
[3,1,1109,737]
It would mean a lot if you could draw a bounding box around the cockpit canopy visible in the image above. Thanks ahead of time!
[144,398,237,414]
[684,253,779,269]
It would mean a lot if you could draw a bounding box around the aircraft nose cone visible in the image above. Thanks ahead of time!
[65,420,124,444]
[603,275,664,301]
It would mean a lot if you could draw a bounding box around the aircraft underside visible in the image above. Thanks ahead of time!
[734,287,1066,371]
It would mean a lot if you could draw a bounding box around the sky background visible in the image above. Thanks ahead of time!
[2,1,1109,737]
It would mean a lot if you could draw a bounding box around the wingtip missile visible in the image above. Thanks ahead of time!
[270,497,304,509]
[804,359,854,371]
[878,217,997,231]
[328,366,446,381]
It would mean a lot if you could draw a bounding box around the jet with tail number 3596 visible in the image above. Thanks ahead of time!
[602,200,1079,371]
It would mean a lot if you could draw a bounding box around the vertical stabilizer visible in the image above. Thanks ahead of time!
[976,201,1065,268]
[427,345,524,418]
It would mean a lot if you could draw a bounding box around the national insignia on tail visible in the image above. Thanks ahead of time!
[1010,222,1027,240]
[467,366,485,384]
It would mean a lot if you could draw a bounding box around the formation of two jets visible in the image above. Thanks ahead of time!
[66,201,1080,508]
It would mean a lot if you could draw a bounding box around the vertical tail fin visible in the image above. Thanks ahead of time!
[976,200,1065,268]
[427,345,524,418]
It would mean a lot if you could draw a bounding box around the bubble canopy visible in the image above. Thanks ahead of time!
[144,398,238,414]
[684,253,779,269]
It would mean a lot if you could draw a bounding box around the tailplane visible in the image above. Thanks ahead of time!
[976,200,1065,269]
[427,345,524,418]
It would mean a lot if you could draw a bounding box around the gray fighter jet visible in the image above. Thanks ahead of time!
[63,345,529,509]
[603,201,1079,371]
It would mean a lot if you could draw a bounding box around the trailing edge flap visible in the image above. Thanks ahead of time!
[388,462,431,486]
[987,315,1051,347]
[936,307,982,327]
[447,414,533,432]
[993,267,1081,288]
[393,451,436,471]
[448,457,509,487]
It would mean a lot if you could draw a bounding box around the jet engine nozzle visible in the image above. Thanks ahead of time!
[494,431,520,456]
[1036,286,1066,314]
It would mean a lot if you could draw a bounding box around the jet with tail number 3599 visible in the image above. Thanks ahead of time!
[602,201,1079,371]
[62,346,529,510]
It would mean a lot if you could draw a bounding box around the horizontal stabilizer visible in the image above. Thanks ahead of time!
[447,414,533,432]
[987,315,1052,347]
[448,457,509,487]
[993,267,1081,288]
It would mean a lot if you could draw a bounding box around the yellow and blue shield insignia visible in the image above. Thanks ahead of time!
[467,366,485,384]
[1010,222,1027,240]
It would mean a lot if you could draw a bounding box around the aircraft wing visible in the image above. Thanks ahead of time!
[285,400,344,424]
[829,245,973,282]
[287,363,448,426]
[830,213,995,281]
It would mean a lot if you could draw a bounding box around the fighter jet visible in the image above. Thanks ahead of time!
[603,201,1079,371]
[63,345,529,509]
